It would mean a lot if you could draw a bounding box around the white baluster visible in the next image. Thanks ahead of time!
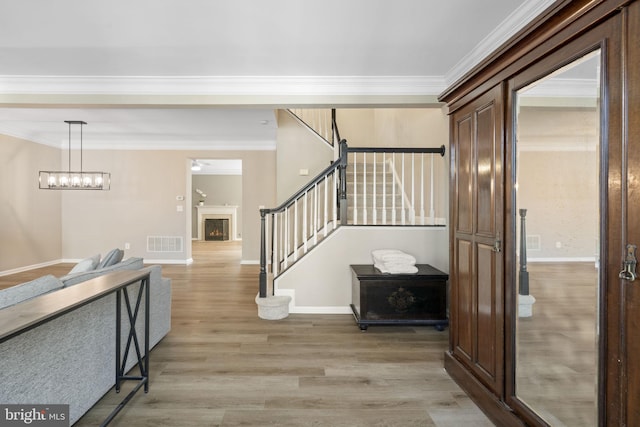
[401,153,406,225]
[421,154,425,225]
[303,191,308,253]
[314,183,319,245]
[332,168,338,229]
[284,208,289,269]
[323,176,328,236]
[391,153,396,225]
[430,153,435,224]
[363,152,368,224]
[372,153,377,225]
[294,199,299,261]
[382,153,387,224]
[353,154,358,225]
[410,153,415,225]
[273,213,278,276]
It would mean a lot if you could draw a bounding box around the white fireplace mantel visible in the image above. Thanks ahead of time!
[196,205,238,241]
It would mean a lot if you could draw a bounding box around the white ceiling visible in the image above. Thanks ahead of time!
[0,0,556,152]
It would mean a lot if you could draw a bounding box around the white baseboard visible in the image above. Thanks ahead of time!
[274,288,351,315]
[240,260,260,265]
[0,259,64,277]
[144,258,193,265]
[528,257,596,263]
[290,306,352,314]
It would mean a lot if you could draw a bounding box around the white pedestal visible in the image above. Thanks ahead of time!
[255,293,291,320]
[518,294,536,318]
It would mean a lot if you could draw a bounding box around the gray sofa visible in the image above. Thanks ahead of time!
[0,256,172,425]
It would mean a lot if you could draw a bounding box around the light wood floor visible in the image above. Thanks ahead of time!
[516,262,598,426]
[1,241,493,426]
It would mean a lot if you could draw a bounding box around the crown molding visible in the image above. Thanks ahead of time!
[0,75,447,97]
[445,0,557,86]
[95,140,277,151]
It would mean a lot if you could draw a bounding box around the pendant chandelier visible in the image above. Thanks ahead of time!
[39,121,111,190]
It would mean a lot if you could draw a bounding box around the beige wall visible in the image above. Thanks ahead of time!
[337,108,450,221]
[191,174,243,239]
[58,149,275,264]
[517,106,599,260]
[0,135,62,272]
[276,110,335,204]
[337,108,448,148]
[275,226,449,312]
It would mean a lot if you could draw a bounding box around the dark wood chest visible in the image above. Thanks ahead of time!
[350,264,448,331]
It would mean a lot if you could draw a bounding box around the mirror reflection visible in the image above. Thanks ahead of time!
[514,50,601,426]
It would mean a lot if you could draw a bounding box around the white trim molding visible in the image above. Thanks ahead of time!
[0,259,63,277]
[0,75,447,97]
[445,0,557,86]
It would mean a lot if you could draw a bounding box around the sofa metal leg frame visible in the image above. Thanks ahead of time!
[101,275,150,427]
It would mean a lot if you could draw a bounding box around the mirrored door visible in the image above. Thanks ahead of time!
[512,50,601,426]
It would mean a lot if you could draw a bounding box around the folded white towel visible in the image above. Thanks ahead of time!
[383,261,416,269]
[378,254,416,264]
[374,262,418,274]
[386,265,418,274]
[374,262,390,273]
[371,249,416,266]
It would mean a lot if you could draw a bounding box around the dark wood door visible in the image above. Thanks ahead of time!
[450,83,504,396]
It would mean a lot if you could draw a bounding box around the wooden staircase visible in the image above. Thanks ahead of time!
[258,110,446,301]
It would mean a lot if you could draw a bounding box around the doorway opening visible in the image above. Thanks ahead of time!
[190,158,243,251]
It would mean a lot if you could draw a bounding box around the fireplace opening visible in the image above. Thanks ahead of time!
[205,218,229,241]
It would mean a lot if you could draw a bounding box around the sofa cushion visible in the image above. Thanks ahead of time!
[0,275,64,309]
[61,257,144,287]
[97,248,124,269]
[68,254,101,274]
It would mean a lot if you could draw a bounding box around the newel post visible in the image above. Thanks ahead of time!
[339,139,348,225]
[519,208,529,295]
[518,208,535,317]
[259,208,267,298]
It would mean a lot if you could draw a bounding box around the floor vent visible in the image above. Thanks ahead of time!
[147,236,184,253]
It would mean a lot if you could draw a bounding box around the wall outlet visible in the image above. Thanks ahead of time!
[299,168,309,176]
[177,205,184,212]
[555,241,562,248]
[124,242,130,250]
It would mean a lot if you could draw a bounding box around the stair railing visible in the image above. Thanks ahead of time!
[288,108,337,147]
[259,140,446,297]
[346,146,446,226]
[260,140,347,297]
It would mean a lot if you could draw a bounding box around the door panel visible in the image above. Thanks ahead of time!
[456,116,473,234]
[450,83,504,396]
[476,104,497,237]
[455,239,473,359]
[477,242,497,379]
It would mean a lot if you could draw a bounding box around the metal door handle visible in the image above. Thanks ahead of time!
[619,244,637,282]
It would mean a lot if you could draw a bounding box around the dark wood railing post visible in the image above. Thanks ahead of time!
[339,139,348,225]
[259,208,267,298]
[331,109,341,144]
[519,208,529,295]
